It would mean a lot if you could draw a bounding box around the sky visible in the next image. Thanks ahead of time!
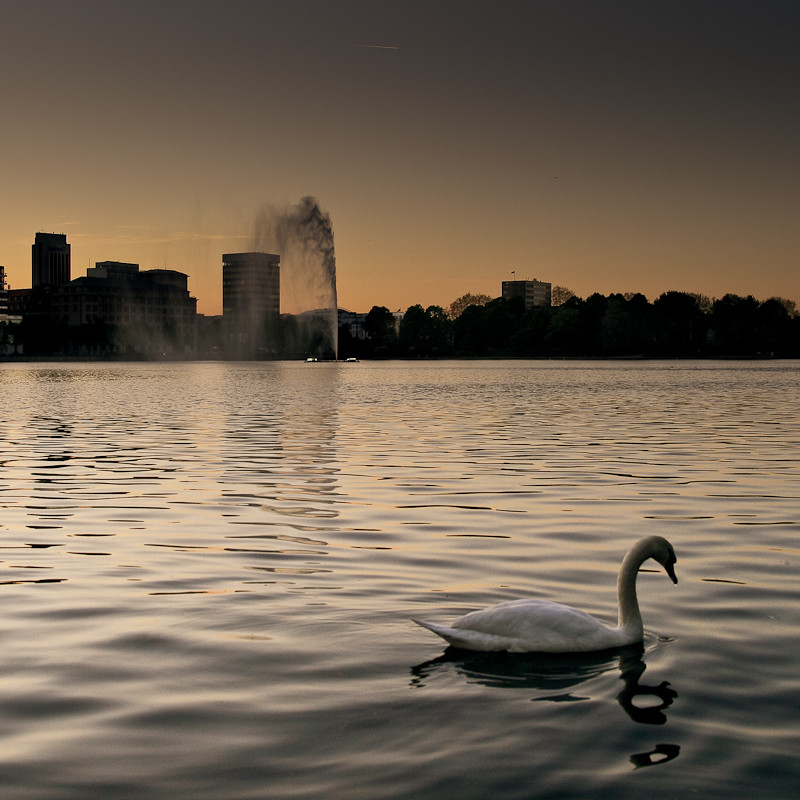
[1,0,798,315]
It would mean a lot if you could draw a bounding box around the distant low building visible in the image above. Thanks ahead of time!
[338,308,366,340]
[501,278,552,310]
[7,287,47,320]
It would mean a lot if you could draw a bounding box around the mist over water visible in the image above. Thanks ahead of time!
[253,196,338,358]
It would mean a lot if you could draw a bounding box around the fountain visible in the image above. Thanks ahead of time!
[253,197,338,359]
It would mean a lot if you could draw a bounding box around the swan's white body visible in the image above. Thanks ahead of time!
[413,535,678,653]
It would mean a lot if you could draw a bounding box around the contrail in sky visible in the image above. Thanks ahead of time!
[355,44,399,50]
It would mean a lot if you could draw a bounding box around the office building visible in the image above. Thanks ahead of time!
[222,252,280,356]
[502,278,552,310]
[32,232,71,288]
[51,261,197,356]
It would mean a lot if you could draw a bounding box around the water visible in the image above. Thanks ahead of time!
[0,359,798,799]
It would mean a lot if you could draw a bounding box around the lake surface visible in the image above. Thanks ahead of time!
[0,359,798,799]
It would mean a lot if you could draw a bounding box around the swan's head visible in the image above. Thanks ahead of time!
[649,536,678,584]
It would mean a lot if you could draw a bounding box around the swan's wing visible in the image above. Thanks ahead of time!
[459,598,604,632]
[427,599,618,652]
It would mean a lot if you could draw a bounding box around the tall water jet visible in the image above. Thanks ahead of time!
[253,197,338,359]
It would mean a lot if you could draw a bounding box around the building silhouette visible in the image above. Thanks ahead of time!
[32,232,71,288]
[338,308,367,340]
[222,252,280,357]
[0,265,23,353]
[0,266,7,319]
[51,261,197,356]
[502,278,552,310]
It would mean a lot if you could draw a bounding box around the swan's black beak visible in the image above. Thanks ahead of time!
[664,558,678,584]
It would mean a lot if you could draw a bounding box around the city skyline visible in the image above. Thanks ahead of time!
[2,1,798,315]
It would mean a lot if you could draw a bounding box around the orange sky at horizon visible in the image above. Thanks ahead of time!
[2,1,798,316]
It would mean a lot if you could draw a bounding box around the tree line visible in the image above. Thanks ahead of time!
[339,291,800,359]
[4,288,798,360]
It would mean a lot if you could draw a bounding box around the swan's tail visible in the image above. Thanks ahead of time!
[411,618,517,652]
[412,618,449,636]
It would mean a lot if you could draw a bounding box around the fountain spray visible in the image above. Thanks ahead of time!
[253,196,338,359]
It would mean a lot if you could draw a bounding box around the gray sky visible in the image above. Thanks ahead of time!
[2,0,798,313]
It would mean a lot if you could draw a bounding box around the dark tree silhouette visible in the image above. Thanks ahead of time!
[364,306,398,357]
[399,304,452,357]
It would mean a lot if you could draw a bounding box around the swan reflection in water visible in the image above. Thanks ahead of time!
[411,642,680,766]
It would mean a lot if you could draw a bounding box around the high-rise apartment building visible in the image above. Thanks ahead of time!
[222,252,280,356]
[32,232,71,288]
[501,278,552,310]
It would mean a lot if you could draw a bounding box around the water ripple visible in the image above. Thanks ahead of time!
[0,360,798,799]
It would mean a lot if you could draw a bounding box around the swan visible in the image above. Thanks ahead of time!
[412,535,677,653]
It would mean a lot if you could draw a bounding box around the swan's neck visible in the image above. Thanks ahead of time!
[616,546,645,636]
